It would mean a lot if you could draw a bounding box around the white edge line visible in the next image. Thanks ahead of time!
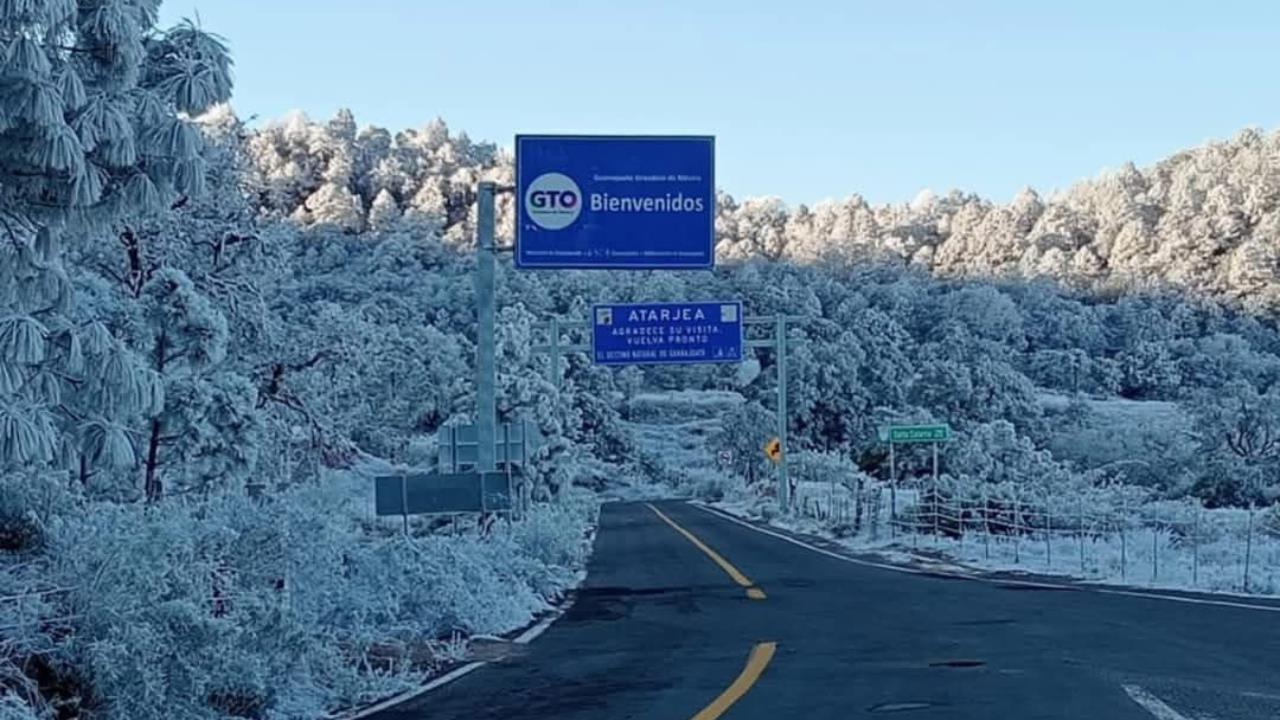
[339,662,488,720]
[513,599,571,644]
[1122,684,1195,720]
[691,503,1280,614]
[335,568,587,720]
[1091,587,1280,613]
[690,503,923,576]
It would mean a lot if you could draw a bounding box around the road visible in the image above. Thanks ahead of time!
[373,501,1280,719]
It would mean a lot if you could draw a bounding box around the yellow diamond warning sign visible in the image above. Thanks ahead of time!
[763,437,783,464]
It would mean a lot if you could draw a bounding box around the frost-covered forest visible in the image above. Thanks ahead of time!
[5,4,1280,720]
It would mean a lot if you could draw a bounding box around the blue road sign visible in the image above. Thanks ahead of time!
[516,135,715,269]
[592,301,743,366]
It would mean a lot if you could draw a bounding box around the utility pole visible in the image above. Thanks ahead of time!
[531,317,589,390]
[744,316,792,510]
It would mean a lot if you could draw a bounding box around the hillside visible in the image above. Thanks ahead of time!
[246,114,1280,309]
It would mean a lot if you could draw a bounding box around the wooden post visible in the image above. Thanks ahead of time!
[1192,505,1200,587]
[1078,495,1086,575]
[932,442,940,544]
[889,441,897,538]
[1045,490,1052,570]
[1244,503,1255,593]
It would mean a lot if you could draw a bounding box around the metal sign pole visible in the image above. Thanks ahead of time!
[503,422,513,518]
[521,418,530,515]
[932,441,940,542]
[776,314,789,510]
[476,182,497,474]
[549,316,561,390]
[449,427,459,473]
[399,470,409,537]
[889,440,897,537]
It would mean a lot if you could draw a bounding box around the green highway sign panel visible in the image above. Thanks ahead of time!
[884,424,951,444]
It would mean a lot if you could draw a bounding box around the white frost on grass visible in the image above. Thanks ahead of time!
[2,462,598,720]
[1038,391,1192,475]
[710,491,1280,598]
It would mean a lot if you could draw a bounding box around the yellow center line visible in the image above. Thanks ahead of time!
[647,503,767,600]
[691,642,778,720]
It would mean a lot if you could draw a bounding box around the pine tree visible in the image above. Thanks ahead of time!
[0,4,233,485]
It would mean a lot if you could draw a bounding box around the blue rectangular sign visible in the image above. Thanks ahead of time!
[592,301,743,366]
[516,135,715,269]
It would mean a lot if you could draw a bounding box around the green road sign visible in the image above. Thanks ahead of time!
[884,424,951,444]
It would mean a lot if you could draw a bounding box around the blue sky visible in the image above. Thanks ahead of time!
[160,1,1280,205]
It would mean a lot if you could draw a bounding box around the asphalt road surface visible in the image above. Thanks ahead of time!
[373,501,1280,719]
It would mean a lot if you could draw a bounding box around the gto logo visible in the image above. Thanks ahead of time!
[524,172,581,230]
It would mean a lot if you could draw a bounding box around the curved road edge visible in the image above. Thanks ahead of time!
[692,501,1280,614]
[331,525,600,720]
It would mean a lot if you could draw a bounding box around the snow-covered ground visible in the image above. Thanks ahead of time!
[1038,391,1192,478]
[617,389,1280,599]
[1,459,598,720]
[712,483,1280,598]
[615,390,744,502]
[627,390,746,422]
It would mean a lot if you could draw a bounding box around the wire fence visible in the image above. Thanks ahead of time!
[788,475,1279,596]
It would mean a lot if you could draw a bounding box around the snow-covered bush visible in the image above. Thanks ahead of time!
[19,472,597,720]
[679,467,735,502]
[0,694,40,720]
[1260,503,1280,540]
[504,489,597,597]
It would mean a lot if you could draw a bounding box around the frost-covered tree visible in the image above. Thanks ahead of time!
[700,128,1280,309]
[0,5,232,484]
[787,320,872,452]
[133,268,260,499]
[1191,380,1280,506]
[246,110,506,243]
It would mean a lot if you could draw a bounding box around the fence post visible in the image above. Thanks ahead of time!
[982,485,991,560]
[1013,484,1022,565]
[1192,505,1200,587]
[829,474,835,523]
[912,490,919,550]
[1244,503,1255,593]
[1078,495,1086,575]
[932,443,940,545]
[1151,507,1159,583]
[889,442,897,539]
[1045,490,1052,570]
[1119,493,1128,582]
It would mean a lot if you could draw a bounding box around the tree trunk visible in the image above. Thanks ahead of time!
[144,330,168,502]
[853,476,865,532]
[144,418,163,502]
